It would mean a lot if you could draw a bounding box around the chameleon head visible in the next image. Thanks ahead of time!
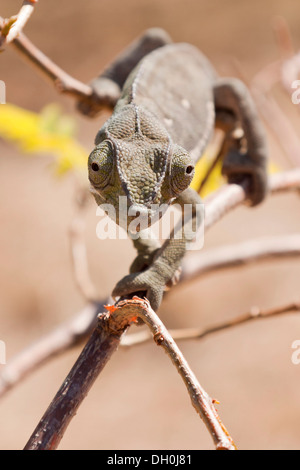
[88,107,195,230]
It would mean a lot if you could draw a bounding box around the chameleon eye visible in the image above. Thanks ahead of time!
[169,145,195,196]
[186,165,194,175]
[91,163,100,171]
[88,141,114,188]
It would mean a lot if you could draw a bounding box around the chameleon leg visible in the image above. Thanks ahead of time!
[213,78,268,206]
[77,28,172,116]
[112,188,203,311]
[129,229,161,274]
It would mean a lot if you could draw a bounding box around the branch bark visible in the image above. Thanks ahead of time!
[0,20,116,112]
[122,300,300,346]
[0,169,299,400]
[0,302,103,399]
[24,301,132,451]
[0,1,38,49]
[24,298,236,451]
[179,234,300,285]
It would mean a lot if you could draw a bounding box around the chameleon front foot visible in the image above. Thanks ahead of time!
[112,269,166,312]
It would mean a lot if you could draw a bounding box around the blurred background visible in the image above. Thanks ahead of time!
[0,0,300,450]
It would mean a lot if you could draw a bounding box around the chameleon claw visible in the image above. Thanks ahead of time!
[112,270,164,312]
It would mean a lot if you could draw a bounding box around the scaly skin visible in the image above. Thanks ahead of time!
[86,31,268,311]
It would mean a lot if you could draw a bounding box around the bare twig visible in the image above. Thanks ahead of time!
[251,85,300,167]
[231,57,300,168]
[24,300,134,451]
[0,302,105,399]
[2,231,299,399]
[179,234,300,285]
[69,188,98,302]
[0,169,299,400]
[0,1,38,49]
[122,300,300,346]
[0,19,116,112]
[24,297,236,451]
[272,16,295,60]
[204,168,300,231]
[14,34,97,101]
[272,16,300,95]
[19,169,300,450]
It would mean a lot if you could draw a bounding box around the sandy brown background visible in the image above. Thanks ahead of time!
[0,0,300,450]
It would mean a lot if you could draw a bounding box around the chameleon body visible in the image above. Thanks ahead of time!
[84,29,268,311]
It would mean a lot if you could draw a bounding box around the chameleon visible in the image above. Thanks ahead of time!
[78,28,268,312]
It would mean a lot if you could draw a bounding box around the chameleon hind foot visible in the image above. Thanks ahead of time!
[222,148,268,206]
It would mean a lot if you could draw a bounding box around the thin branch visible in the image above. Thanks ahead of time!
[69,188,98,302]
[179,234,300,285]
[272,16,300,96]
[272,16,295,60]
[122,300,300,346]
[0,302,105,399]
[24,297,236,451]
[13,33,96,100]
[0,1,38,49]
[20,169,300,449]
[0,19,116,112]
[204,168,300,231]
[2,231,299,398]
[0,169,299,400]
[24,300,134,451]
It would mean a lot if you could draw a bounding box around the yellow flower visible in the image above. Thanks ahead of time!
[0,103,88,177]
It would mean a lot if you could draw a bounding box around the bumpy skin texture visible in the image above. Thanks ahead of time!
[86,30,268,311]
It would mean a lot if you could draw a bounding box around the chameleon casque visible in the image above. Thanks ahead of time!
[79,28,268,311]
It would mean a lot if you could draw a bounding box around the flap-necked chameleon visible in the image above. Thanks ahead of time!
[78,28,268,311]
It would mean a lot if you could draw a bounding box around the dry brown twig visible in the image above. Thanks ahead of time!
[229,17,300,168]
[69,187,98,302]
[0,302,103,399]
[24,297,236,451]
[1,11,300,449]
[1,169,300,401]
[0,1,38,49]
[122,300,300,347]
[10,168,300,450]
[0,16,117,112]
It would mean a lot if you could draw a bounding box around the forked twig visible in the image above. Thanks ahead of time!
[24,298,236,451]
[0,1,38,49]
[122,300,300,346]
[0,169,299,400]
[21,168,300,450]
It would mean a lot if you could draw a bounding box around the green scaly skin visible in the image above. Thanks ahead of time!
[85,30,268,311]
